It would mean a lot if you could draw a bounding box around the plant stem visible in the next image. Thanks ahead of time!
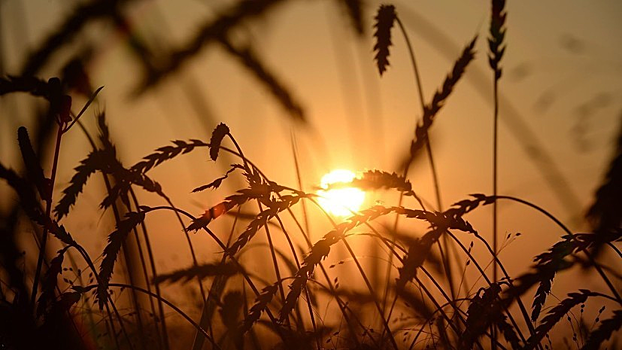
[78,119,166,350]
[30,124,62,308]
[130,190,169,350]
[273,214,320,348]
[83,283,221,350]
[493,74,499,286]
[341,237,399,350]
[74,244,134,349]
[284,203,363,348]
[257,202,289,329]
[495,195,622,304]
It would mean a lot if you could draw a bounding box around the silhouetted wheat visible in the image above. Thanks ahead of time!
[523,231,621,323]
[242,283,280,335]
[192,165,242,193]
[225,194,303,256]
[1,2,620,349]
[1,157,77,249]
[97,211,146,310]
[153,262,239,285]
[132,139,210,174]
[187,193,249,231]
[489,0,507,305]
[460,283,504,349]
[340,0,365,36]
[55,149,106,219]
[20,0,132,76]
[373,5,396,76]
[0,76,58,99]
[99,165,166,210]
[582,310,622,350]
[488,0,506,80]
[0,163,47,227]
[350,170,414,194]
[408,35,477,162]
[210,123,231,161]
[586,120,622,244]
[218,39,306,122]
[35,246,70,318]
[136,0,288,92]
[524,290,598,350]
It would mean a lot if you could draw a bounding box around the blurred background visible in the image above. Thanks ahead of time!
[1,0,621,347]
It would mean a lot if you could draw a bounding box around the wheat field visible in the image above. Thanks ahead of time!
[0,1,620,349]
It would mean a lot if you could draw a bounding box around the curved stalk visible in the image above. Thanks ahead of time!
[79,283,221,350]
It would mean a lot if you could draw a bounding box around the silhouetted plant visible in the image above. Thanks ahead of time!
[0,1,620,350]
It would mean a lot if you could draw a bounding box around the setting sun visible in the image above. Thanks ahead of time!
[317,169,365,217]
[2,0,618,347]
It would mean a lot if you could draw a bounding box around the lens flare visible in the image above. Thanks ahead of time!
[317,169,365,217]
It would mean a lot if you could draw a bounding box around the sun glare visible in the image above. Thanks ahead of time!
[317,169,365,217]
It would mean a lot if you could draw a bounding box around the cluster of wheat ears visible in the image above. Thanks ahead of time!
[0,1,620,349]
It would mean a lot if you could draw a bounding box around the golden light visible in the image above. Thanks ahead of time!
[317,169,365,217]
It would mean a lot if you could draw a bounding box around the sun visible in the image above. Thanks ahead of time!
[317,169,365,217]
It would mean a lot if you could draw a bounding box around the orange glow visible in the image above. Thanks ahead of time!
[317,169,365,217]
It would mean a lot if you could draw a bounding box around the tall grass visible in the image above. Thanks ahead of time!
[1,1,620,350]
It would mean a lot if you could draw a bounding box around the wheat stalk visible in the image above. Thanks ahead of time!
[153,262,238,285]
[373,5,396,76]
[581,310,622,350]
[408,35,477,162]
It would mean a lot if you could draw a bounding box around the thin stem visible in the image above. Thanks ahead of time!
[445,230,531,343]
[78,118,166,350]
[607,242,622,259]
[283,203,362,348]
[287,131,321,348]
[412,275,479,348]
[129,190,169,350]
[408,296,471,350]
[341,237,399,350]
[256,202,289,330]
[73,121,124,349]
[30,124,62,308]
[82,283,221,350]
[192,205,242,350]
[74,244,134,349]
[396,16,443,208]
[63,86,104,133]
[162,196,206,301]
[141,206,286,333]
[308,279,381,348]
[493,74,500,286]
[395,18,425,109]
[273,214,320,347]
[385,18,460,334]
[494,195,622,303]
[384,16,431,315]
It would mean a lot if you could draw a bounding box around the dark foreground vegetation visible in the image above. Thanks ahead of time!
[1,0,620,349]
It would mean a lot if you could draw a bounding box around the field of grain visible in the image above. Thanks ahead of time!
[1,1,620,349]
